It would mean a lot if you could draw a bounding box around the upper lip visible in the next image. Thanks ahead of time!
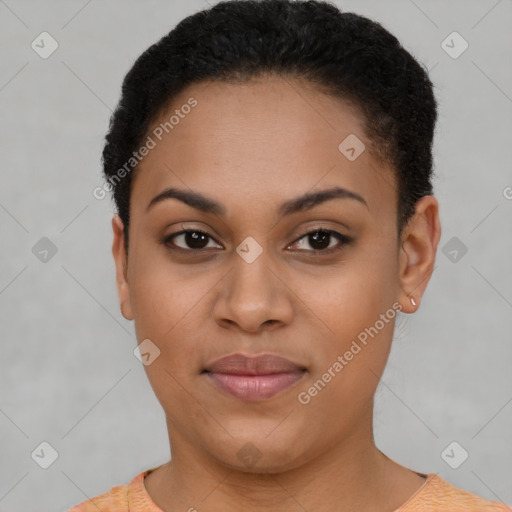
[204,353,306,375]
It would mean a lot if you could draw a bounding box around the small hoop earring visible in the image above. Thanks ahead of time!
[410,297,417,306]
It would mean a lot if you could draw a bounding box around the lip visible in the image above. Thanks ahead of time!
[203,353,307,401]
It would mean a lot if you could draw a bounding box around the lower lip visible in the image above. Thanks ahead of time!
[205,371,305,401]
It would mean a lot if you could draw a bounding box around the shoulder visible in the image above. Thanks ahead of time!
[66,482,129,511]
[66,468,162,512]
[400,473,512,512]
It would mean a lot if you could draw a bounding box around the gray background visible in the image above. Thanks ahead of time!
[0,1,511,511]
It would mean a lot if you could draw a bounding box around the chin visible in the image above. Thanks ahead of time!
[205,427,312,475]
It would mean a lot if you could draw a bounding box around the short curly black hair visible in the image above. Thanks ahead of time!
[101,0,438,251]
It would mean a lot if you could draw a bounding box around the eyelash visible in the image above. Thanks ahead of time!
[162,228,352,256]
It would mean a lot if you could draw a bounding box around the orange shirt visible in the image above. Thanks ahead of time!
[68,467,512,512]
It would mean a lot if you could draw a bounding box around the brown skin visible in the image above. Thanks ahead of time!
[112,75,441,512]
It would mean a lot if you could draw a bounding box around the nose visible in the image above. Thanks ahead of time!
[212,248,294,334]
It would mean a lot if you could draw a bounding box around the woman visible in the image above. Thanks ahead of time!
[69,0,510,510]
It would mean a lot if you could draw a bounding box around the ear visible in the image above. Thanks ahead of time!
[112,214,134,321]
[397,195,441,313]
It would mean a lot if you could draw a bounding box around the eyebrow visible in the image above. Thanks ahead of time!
[146,185,369,216]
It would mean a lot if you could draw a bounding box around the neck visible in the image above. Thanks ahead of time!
[144,408,421,512]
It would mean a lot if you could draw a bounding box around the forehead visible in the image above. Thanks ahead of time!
[131,75,396,220]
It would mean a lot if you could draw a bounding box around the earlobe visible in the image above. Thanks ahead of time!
[111,214,134,321]
[397,195,441,314]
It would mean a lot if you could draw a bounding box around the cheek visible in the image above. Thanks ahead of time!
[130,270,208,414]
[128,251,201,339]
[306,246,397,334]
[128,258,221,378]
[299,245,399,394]
[294,281,398,434]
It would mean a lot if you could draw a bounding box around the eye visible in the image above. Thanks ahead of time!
[162,227,352,255]
[288,228,352,255]
[163,229,222,252]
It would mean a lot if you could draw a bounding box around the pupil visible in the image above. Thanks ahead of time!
[310,231,330,250]
[186,231,208,249]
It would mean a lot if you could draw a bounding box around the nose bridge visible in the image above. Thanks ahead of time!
[213,235,293,331]
[231,236,275,308]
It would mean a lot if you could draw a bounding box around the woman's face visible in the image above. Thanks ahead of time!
[112,75,439,472]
